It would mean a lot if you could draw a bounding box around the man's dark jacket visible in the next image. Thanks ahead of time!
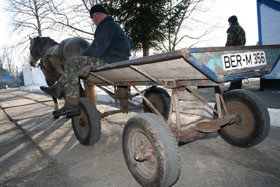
[81,16,132,63]
[226,22,246,46]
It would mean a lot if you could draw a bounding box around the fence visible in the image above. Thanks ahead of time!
[0,67,22,89]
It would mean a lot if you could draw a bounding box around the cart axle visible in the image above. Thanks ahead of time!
[176,114,239,143]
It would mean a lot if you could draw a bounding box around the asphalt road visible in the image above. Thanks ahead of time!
[0,86,279,187]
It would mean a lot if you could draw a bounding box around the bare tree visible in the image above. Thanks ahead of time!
[0,47,14,72]
[42,0,93,39]
[4,0,217,58]
[5,0,56,44]
[5,48,14,73]
[161,0,216,52]
[2,0,54,70]
[4,0,101,43]
[0,53,4,70]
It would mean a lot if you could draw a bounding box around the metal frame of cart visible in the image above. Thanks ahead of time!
[71,45,280,187]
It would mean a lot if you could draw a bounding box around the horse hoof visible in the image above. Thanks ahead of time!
[53,114,60,119]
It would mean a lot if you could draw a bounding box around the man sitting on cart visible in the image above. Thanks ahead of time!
[40,4,132,117]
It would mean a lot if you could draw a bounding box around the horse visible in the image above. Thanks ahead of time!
[29,36,93,115]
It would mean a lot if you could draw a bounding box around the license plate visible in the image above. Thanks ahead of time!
[222,51,267,71]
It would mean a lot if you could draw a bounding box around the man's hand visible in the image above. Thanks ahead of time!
[78,65,97,79]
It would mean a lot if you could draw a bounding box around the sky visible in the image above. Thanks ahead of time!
[0,1,13,48]
[0,0,259,65]
[184,0,259,47]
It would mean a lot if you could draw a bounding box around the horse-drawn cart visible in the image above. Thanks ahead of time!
[72,45,280,187]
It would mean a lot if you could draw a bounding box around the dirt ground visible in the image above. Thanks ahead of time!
[0,80,280,187]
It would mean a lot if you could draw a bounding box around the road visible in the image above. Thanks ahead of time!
[0,85,279,187]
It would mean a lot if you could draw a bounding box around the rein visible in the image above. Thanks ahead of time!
[35,38,67,80]
[39,56,62,81]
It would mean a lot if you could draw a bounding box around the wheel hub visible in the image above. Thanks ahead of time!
[134,144,156,163]
[130,131,157,178]
[224,101,254,138]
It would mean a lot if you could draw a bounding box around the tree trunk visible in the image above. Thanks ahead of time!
[142,42,150,56]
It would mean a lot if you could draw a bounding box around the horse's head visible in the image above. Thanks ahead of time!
[29,36,58,67]
[29,36,42,67]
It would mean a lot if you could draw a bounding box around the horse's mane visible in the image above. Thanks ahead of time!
[40,37,58,46]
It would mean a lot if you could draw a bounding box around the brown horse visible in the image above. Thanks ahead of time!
[29,36,91,113]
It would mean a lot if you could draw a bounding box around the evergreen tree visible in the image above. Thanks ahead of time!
[104,0,168,56]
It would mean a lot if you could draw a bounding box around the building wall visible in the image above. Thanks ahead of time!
[22,66,47,86]
[258,0,280,79]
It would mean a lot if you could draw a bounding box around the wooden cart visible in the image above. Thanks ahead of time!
[71,45,280,187]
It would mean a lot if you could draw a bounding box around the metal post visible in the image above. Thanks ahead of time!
[131,84,166,122]
[16,66,20,87]
[214,87,222,118]
[167,89,176,125]
[174,89,181,132]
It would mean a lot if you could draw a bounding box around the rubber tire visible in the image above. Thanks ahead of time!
[123,113,180,187]
[143,87,171,120]
[71,97,101,145]
[214,89,270,148]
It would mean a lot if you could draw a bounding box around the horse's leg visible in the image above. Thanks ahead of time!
[43,68,60,114]
[52,96,60,110]
[42,56,63,113]
[47,81,60,112]
[52,96,61,119]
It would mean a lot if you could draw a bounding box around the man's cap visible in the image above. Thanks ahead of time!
[228,15,238,24]
[90,4,108,18]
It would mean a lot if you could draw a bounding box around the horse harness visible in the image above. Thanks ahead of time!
[39,40,68,80]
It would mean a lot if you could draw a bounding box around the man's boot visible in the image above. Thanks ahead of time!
[52,97,81,117]
[40,82,64,99]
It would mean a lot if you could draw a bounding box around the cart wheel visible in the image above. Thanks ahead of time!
[123,113,180,187]
[143,87,171,120]
[71,97,101,145]
[214,89,270,148]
